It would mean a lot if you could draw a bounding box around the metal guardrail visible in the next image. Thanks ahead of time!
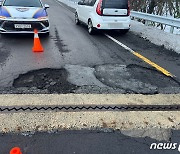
[131,11,180,33]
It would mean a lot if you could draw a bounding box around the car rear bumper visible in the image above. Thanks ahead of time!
[0,18,50,33]
[93,16,131,30]
[96,23,130,30]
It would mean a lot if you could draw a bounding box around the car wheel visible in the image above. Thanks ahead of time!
[75,12,80,25]
[88,20,95,35]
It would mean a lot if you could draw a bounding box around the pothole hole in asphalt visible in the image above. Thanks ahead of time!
[94,64,180,94]
[13,68,78,94]
[12,64,180,94]
[127,64,179,88]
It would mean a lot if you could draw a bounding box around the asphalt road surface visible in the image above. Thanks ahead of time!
[1,130,180,154]
[0,1,180,153]
[0,0,179,94]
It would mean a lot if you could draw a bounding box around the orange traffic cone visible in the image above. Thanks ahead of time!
[10,147,22,154]
[32,29,44,52]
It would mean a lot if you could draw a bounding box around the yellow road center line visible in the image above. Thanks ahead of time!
[105,34,174,77]
[133,52,173,77]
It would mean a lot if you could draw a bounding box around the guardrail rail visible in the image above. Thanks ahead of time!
[131,11,180,33]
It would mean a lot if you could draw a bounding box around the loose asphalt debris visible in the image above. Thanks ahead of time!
[13,68,78,94]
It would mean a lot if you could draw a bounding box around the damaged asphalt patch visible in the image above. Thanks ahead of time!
[1,64,180,94]
[65,64,126,94]
[94,64,180,94]
[13,68,78,94]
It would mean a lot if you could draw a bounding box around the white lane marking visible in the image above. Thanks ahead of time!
[105,34,174,77]
[105,34,134,53]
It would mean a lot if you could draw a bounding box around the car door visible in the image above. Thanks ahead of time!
[83,0,96,24]
[80,0,90,23]
[77,0,85,21]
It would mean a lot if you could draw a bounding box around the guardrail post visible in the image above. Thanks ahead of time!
[145,20,149,26]
[170,26,174,34]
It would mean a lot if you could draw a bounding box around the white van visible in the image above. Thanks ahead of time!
[75,0,131,34]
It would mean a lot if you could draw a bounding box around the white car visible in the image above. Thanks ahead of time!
[75,0,130,34]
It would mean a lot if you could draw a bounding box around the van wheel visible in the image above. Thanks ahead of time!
[88,20,95,35]
[75,12,80,25]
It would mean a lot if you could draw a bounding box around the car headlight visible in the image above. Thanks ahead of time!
[41,20,49,27]
[37,16,48,21]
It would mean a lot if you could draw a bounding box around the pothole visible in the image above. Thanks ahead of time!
[13,68,78,94]
[3,64,180,94]
[127,64,180,88]
[94,64,180,94]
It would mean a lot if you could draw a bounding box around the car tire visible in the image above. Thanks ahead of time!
[75,12,80,25]
[88,20,95,35]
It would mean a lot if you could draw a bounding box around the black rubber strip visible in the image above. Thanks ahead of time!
[0,105,179,113]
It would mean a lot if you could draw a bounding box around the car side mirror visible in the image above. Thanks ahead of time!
[78,1,84,5]
[0,1,2,6]
[44,4,49,9]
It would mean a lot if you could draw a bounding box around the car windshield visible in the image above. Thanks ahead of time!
[3,0,42,7]
[103,0,128,9]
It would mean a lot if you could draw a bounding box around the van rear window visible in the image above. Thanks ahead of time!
[103,0,128,9]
